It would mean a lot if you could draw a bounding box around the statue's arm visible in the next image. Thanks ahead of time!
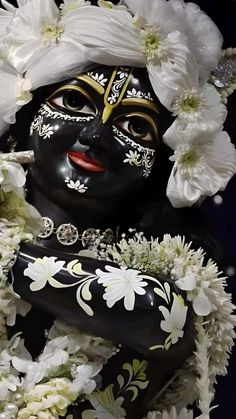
[12,243,194,359]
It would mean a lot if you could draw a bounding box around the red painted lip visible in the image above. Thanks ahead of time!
[66,151,106,172]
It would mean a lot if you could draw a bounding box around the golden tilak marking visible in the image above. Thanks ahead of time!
[102,68,133,124]
[121,98,159,114]
[77,75,105,95]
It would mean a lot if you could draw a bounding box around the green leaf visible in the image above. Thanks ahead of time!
[132,359,141,375]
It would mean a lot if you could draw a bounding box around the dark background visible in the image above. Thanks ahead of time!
[7,0,236,417]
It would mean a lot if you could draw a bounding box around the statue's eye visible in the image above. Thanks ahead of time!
[49,89,96,116]
[115,114,158,143]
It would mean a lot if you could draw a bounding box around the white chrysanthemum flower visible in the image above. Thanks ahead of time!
[164,84,227,147]
[167,131,236,207]
[24,256,65,291]
[60,0,91,16]
[1,0,89,76]
[125,0,222,83]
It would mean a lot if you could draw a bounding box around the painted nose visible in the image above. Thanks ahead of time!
[77,124,108,150]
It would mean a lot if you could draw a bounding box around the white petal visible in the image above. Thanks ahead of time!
[169,0,222,83]
[193,288,212,316]
[27,41,89,90]
[65,6,144,66]
[147,33,197,110]
[167,164,202,207]
[125,0,184,35]
[175,274,197,291]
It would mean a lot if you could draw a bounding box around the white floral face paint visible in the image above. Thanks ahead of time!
[113,125,155,178]
[65,177,88,193]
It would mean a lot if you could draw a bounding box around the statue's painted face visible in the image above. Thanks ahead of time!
[28,66,160,214]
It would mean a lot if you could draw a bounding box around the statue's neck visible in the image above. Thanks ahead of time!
[27,185,122,253]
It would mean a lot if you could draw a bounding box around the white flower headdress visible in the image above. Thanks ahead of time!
[0,0,235,207]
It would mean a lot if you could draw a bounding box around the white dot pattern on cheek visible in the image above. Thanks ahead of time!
[112,125,155,178]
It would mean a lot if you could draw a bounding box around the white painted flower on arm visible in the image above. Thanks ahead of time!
[159,293,188,348]
[96,265,148,311]
[146,406,194,419]
[24,256,65,291]
[82,384,126,419]
[166,131,236,207]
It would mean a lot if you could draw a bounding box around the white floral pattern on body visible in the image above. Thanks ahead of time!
[145,406,194,419]
[41,103,94,122]
[24,256,65,291]
[96,265,149,311]
[126,87,154,101]
[87,71,108,87]
[30,115,54,140]
[65,177,88,193]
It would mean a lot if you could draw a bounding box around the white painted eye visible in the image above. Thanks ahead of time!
[51,90,96,115]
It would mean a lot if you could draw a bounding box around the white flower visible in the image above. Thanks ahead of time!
[64,5,194,109]
[24,256,65,291]
[123,150,141,166]
[164,84,227,147]
[167,131,236,207]
[0,65,33,124]
[96,265,148,310]
[125,0,222,83]
[168,0,222,83]
[0,159,26,193]
[175,272,212,317]
[145,406,194,419]
[18,377,79,418]
[72,364,99,395]
[0,45,8,65]
[159,293,188,346]
[60,0,91,16]
[98,0,127,10]
[2,0,88,79]
[82,384,126,419]
[65,178,88,193]
[15,76,32,106]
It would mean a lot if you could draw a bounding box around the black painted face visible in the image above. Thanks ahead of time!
[28,66,160,216]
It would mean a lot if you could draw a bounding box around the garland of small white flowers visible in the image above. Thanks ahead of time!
[96,232,236,419]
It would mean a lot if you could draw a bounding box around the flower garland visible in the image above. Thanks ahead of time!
[96,232,236,419]
[0,159,235,418]
[0,0,236,208]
